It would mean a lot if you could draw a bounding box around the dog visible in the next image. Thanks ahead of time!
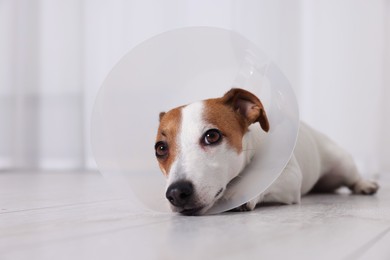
[154,88,379,215]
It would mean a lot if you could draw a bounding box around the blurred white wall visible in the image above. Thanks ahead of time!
[0,0,389,175]
[300,0,389,175]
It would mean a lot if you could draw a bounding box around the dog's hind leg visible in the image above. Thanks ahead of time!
[311,140,379,195]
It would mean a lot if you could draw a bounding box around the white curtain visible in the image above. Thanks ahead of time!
[0,0,389,175]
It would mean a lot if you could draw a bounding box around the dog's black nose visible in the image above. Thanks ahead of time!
[166,181,194,207]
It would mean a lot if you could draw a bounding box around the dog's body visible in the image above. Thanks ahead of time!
[155,89,379,215]
[239,122,378,211]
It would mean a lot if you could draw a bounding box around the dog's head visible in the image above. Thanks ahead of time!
[154,88,269,215]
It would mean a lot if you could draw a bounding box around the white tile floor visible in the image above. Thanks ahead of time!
[0,171,389,260]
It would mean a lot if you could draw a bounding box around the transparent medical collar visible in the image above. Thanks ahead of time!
[91,27,299,215]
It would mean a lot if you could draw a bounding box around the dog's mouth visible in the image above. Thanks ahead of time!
[178,188,225,216]
[180,206,204,216]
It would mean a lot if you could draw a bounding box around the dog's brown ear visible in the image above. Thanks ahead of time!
[159,112,166,122]
[222,88,269,132]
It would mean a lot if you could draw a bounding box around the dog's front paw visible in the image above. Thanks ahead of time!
[352,179,379,195]
[234,198,259,212]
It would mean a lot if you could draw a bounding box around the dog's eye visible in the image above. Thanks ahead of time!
[203,129,222,145]
[155,141,169,158]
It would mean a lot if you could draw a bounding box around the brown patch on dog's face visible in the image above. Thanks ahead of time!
[202,88,269,153]
[155,107,183,176]
[203,99,247,153]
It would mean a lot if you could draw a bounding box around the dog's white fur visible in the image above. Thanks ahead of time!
[157,90,379,215]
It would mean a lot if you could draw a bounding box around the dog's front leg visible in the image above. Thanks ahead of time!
[235,194,265,212]
[234,156,303,212]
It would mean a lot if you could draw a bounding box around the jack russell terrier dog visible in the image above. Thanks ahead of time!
[154,88,379,215]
